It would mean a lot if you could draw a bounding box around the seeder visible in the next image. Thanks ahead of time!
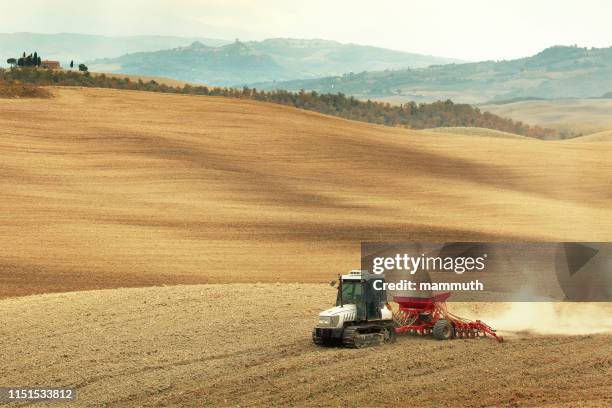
[393,292,503,342]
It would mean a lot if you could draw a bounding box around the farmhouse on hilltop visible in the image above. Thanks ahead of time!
[41,60,61,69]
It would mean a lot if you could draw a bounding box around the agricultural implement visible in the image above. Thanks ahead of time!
[393,292,503,342]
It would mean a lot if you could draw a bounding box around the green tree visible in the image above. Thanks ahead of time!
[78,64,88,72]
[70,60,74,69]
[6,58,16,66]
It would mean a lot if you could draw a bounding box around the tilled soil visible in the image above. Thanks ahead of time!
[1,284,610,407]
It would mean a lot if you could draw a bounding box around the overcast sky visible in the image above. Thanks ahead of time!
[2,0,611,61]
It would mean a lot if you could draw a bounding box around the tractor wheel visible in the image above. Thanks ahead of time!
[381,325,396,344]
[432,319,455,340]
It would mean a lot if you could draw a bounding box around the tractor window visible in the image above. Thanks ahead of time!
[337,281,363,305]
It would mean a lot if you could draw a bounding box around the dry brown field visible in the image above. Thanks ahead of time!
[0,284,610,407]
[1,87,611,297]
[423,126,530,139]
[0,87,611,407]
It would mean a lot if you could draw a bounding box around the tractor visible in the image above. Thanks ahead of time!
[312,270,396,348]
[313,270,502,348]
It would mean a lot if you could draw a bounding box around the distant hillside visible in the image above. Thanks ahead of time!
[90,41,287,86]
[1,68,555,139]
[480,98,612,137]
[256,45,612,103]
[88,38,462,86]
[0,32,228,67]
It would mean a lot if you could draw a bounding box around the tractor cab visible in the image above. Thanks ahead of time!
[336,270,387,321]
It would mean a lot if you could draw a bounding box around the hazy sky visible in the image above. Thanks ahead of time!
[3,0,612,60]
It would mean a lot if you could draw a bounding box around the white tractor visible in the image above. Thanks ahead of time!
[312,270,396,348]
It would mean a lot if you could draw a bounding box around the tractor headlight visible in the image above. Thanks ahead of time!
[318,315,340,328]
[318,316,331,326]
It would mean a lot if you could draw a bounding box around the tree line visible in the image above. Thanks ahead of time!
[0,67,557,138]
[7,51,42,67]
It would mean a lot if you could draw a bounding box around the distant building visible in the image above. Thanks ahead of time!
[41,60,61,69]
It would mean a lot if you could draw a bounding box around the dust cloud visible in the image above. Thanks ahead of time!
[474,302,612,335]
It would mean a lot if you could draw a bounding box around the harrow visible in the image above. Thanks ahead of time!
[392,292,503,343]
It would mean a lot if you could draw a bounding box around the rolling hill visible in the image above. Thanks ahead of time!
[0,32,228,67]
[422,127,529,140]
[481,98,612,136]
[567,130,612,142]
[1,86,611,408]
[88,38,462,86]
[257,45,612,103]
[0,68,558,139]
[1,87,611,297]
